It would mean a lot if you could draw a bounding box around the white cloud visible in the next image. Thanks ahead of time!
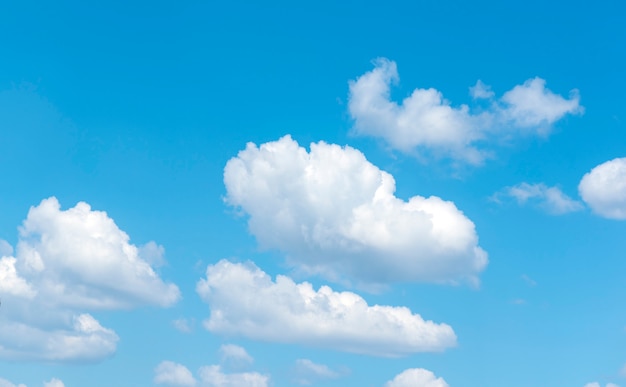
[500,77,582,129]
[138,241,167,268]
[579,157,626,219]
[224,135,487,286]
[293,359,343,385]
[219,344,253,369]
[348,58,582,164]
[0,311,119,363]
[16,197,180,309]
[0,197,180,362]
[154,356,269,387]
[198,365,269,387]
[0,378,26,387]
[584,383,619,387]
[0,256,37,298]
[470,80,495,99]
[385,368,449,387]
[154,361,197,386]
[43,378,65,387]
[496,182,583,214]
[196,259,456,357]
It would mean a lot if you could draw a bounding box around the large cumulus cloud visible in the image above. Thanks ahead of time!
[196,259,456,356]
[0,197,180,362]
[224,135,487,286]
[579,157,626,219]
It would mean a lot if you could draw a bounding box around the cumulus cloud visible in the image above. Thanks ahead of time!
[0,379,26,387]
[16,197,180,309]
[348,58,582,164]
[224,136,487,286]
[385,368,449,387]
[579,157,626,219]
[43,379,65,387]
[494,182,583,214]
[583,383,619,387]
[198,365,269,387]
[292,359,344,385]
[155,361,197,386]
[0,197,180,362]
[155,351,269,387]
[196,260,456,356]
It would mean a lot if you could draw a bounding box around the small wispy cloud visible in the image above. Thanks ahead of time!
[521,274,537,287]
[173,318,194,334]
[348,58,583,165]
[492,182,584,215]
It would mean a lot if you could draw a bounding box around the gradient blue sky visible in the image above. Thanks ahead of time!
[1,1,625,386]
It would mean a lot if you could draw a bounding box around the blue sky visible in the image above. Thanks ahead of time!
[0,1,625,386]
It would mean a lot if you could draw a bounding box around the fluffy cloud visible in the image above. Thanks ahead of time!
[224,136,487,286]
[198,366,269,387]
[385,368,449,387]
[348,58,582,164]
[293,359,344,385]
[0,378,64,387]
[579,157,626,219]
[0,314,118,362]
[43,379,65,387]
[495,182,583,214]
[583,383,619,387]
[155,361,197,386]
[155,348,269,387]
[196,260,456,356]
[16,197,180,309]
[0,379,26,387]
[0,197,180,362]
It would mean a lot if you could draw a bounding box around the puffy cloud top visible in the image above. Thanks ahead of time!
[224,135,487,286]
[154,361,197,386]
[196,259,456,356]
[348,58,582,164]
[385,368,449,387]
[0,197,180,362]
[16,197,180,309]
[579,157,626,219]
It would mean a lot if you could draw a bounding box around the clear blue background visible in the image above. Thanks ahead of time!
[0,0,625,386]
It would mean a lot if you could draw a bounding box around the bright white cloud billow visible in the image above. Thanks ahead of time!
[348,58,582,164]
[154,356,269,387]
[496,182,583,214]
[16,197,180,309]
[0,197,180,362]
[196,260,456,356]
[43,378,65,387]
[224,136,487,286]
[579,157,626,219]
[385,368,449,387]
[154,361,197,386]
[198,365,269,387]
